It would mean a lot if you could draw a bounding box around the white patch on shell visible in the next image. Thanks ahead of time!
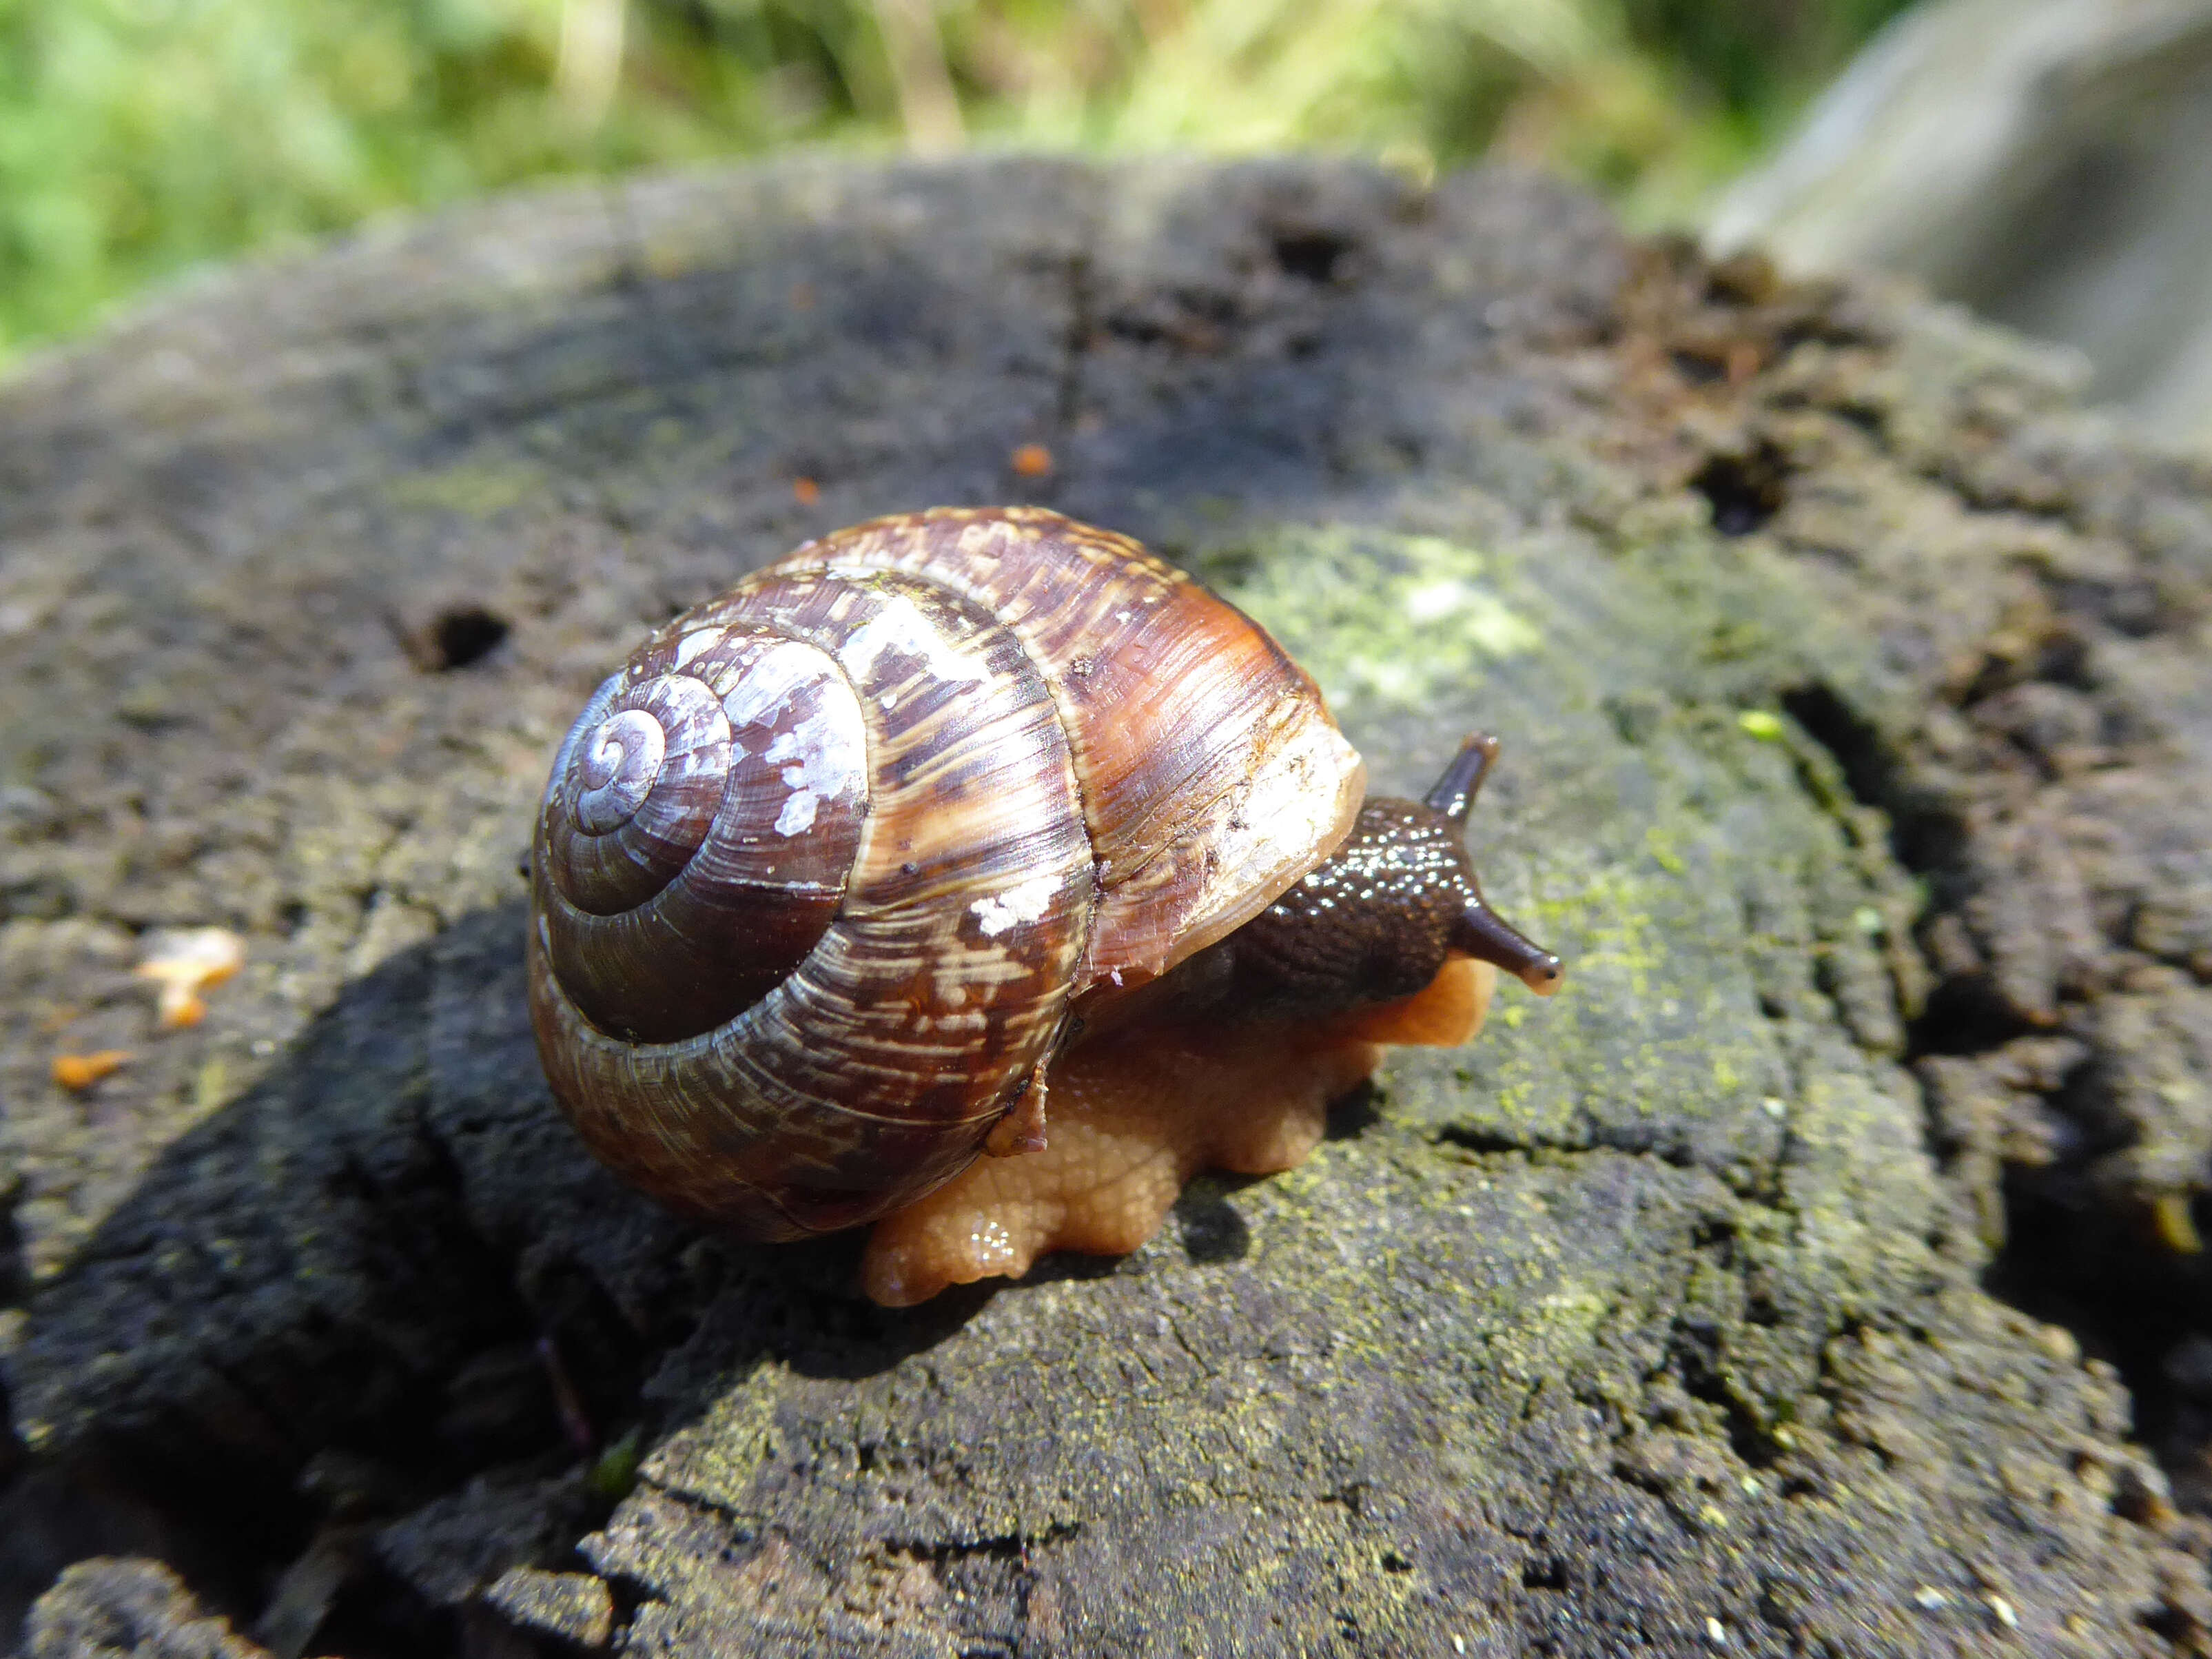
[672,627,721,669]
[969,871,1062,939]
[720,640,868,838]
[838,594,990,691]
[721,640,828,728]
[766,709,860,797]
[774,790,819,836]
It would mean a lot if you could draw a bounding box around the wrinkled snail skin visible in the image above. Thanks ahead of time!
[525,505,1562,1296]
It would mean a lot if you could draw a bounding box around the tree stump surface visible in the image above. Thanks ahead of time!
[2,156,2210,1657]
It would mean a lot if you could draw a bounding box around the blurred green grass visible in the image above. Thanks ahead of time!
[0,0,1914,357]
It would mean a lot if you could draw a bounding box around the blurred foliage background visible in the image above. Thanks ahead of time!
[0,0,1917,359]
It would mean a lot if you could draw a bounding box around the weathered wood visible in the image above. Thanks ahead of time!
[2,156,2209,1656]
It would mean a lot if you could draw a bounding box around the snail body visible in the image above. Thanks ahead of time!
[527,507,1559,1303]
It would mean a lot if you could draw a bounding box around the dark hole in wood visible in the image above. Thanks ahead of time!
[1272,230,1353,285]
[1690,443,1789,536]
[424,606,510,671]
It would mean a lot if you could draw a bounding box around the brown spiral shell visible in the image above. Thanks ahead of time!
[526,507,1364,1239]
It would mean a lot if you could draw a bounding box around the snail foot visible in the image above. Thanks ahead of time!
[857,958,1495,1307]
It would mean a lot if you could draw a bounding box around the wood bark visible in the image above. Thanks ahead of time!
[2,157,2211,1656]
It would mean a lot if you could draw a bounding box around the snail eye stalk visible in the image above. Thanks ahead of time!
[1429,733,1563,997]
[1422,732,1499,825]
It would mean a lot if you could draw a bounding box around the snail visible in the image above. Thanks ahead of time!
[526,507,1561,1305]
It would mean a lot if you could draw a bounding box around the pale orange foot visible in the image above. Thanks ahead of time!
[858,957,1496,1305]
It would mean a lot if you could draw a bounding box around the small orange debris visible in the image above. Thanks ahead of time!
[53,1050,130,1091]
[1010,442,1054,478]
[792,476,821,507]
[136,927,246,1029]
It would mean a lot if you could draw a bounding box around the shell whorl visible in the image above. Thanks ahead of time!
[532,562,1098,1236]
[526,508,1365,1240]
[538,631,868,1044]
